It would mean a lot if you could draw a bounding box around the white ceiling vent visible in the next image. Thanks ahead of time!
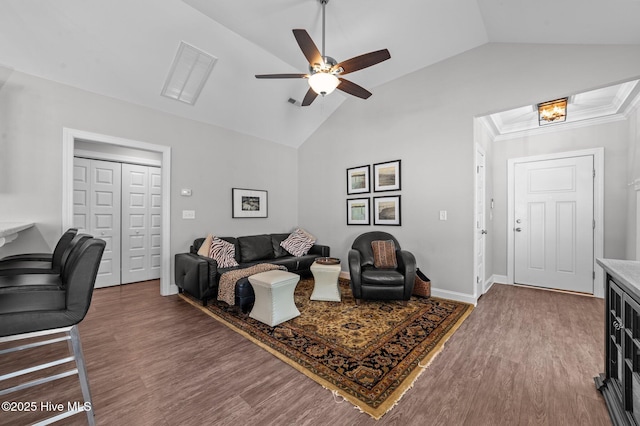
[161,41,217,105]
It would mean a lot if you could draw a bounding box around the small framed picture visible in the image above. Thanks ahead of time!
[346,165,370,194]
[373,195,401,226]
[373,160,401,192]
[347,198,370,225]
[232,188,268,218]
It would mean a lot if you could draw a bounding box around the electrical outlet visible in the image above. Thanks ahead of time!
[439,210,447,221]
[182,210,195,219]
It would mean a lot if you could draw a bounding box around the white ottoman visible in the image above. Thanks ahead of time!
[248,270,301,326]
[310,261,341,302]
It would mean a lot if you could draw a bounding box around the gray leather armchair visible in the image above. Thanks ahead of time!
[348,231,416,304]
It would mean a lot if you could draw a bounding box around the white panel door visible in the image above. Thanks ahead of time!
[148,167,162,280]
[122,163,149,284]
[514,155,594,293]
[73,158,90,233]
[121,164,162,283]
[90,159,122,288]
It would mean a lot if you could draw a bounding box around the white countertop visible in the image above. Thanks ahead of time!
[597,258,640,296]
[0,222,35,247]
[0,222,34,237]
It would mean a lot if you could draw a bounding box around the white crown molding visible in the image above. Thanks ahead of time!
[492,113,628,142]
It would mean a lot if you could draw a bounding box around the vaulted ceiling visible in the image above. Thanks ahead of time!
[1,0,639,147]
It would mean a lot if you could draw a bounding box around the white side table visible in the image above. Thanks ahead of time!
[248,270,300,326]
[310,261,341,302]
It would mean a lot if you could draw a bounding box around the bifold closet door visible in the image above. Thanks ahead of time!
[121,164,161,284]
[148,167,162,280]
[73,158,122,288]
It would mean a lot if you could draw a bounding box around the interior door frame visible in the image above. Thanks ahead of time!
[507,148,604,297]
[473,143,487,299]
[62,128,175,296]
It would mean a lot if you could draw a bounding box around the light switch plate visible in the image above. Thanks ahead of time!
[182,210,195,219]
[439,210,447,221]
[181,188,192,196]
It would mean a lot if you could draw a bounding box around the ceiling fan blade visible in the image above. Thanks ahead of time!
[255,73,308,79]
[301,87,318,106]
[293,29,323,67]
[337,78,372,100]
[333,49,391,76]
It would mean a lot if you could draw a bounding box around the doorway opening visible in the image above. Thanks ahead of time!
[61,128,175,296]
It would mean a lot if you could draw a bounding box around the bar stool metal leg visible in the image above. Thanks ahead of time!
[0,325,95,425]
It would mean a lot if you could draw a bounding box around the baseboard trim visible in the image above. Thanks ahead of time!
[431,288,478,306]
[481,274,507,296]
[483,277,495,294]
[340,271,477,305]
[492,274,509,284]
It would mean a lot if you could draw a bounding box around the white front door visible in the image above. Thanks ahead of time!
[475,145,486,296]
[514,155,594,293]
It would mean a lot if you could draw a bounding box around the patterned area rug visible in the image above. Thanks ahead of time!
[180,277,473,419]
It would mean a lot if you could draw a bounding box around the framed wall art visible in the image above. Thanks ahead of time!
[373,195,401,226]
[347,198,370,225]
[346,165,370,194]
[232,188,268,218]
[373,160,401,192]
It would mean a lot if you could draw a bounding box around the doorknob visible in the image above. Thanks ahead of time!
[516,219,521,224]
[514,227,522,232]
[481,230,487,235]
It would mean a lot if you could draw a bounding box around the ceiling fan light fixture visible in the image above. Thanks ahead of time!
[308,72,339,96]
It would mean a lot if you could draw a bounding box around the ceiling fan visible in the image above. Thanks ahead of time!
[255,0,391,106]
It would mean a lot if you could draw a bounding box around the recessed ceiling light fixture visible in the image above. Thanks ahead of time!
[537,97,568,125]
[161,41,217,105]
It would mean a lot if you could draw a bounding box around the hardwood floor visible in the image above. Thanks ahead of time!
[0,281,610,425]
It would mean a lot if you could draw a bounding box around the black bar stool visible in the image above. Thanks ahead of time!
[0,236,105,425]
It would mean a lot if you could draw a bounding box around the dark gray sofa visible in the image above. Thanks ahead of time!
[174,233,330,311]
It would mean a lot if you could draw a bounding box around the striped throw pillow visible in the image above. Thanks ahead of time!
[209,236,239,268]
[371,240,397,269]
[280,228,316,257]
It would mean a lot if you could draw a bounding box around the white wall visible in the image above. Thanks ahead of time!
[627,105,640,259]
[0,71,299,276]
[298,43,640,300]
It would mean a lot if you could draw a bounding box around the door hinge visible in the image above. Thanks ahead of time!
[593,220,596,229]
[593,271,596,280]
[593,169,596,178]
[476,276,480,284]
[477,166,480,173]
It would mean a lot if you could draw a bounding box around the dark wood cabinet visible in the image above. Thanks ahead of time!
[597,259,640,426]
